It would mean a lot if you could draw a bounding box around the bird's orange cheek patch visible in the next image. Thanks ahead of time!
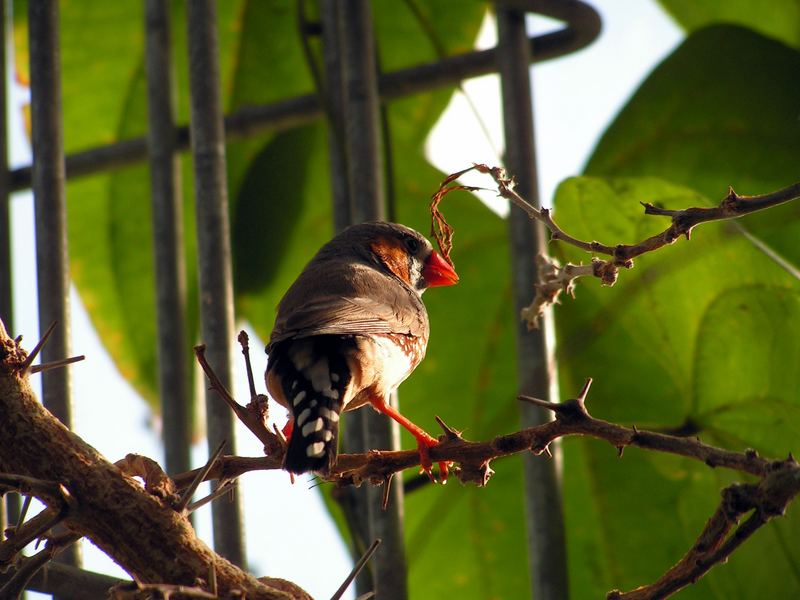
[370,238,411,285]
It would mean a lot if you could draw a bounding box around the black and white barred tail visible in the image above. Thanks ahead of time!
[269,336,352,474]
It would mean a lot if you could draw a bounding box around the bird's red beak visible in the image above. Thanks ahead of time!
[423,251,459,287]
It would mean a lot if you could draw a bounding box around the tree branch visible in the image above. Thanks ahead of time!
[0,318,303,599]
[184,356,798,600]
[609,456,800,599]
[429,165,800,329]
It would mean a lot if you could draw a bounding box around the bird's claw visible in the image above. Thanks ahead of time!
[416,436,450,484]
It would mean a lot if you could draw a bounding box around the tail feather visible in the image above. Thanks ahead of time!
[269,336,352,474]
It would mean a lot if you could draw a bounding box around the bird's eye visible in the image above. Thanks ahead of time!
[403,236,420,254]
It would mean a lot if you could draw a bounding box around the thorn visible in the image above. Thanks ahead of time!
[434,415,462,440]
[29,355,85,374]
[237,330,258,400]
[331,539,381,600]
[542,445,553,459]
[186,480,236,514]
[381,474,393,511]
[518,395,559,411]
[14,335,22,344]
[177,440,227,513]
[576,378,592,404]
[617,445,624,458]
[19,321,58,373]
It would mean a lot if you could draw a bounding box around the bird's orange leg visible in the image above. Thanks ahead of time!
[281,420,295,484]
[369,396,449,483]
[282,419,294,440]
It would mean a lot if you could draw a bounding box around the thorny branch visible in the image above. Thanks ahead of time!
[4,170,799,597]
[430,165,800,329]
[183,351,800,599]
[0,320,301,600]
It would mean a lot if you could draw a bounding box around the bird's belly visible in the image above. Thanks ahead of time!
[343,333,421,412]
[371,334,415,390]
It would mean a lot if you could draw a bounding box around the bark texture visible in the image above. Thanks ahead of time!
[0,319,298,599]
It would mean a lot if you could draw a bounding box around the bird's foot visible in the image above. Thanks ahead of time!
[415,434,450,484]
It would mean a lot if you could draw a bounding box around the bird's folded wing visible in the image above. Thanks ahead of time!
[270,293,426,342]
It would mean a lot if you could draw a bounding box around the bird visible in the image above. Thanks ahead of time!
[265,221,459,478]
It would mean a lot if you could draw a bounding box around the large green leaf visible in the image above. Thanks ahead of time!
[658,0,800,48]
[52,1,244,406]
[554,177,800,597]
[560,24,800,597]
[586,24,800,267]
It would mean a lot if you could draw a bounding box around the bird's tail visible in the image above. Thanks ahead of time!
[269,337,351,474]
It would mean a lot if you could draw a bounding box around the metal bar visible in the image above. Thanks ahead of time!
[0,0,14,540]
[340,0,384,223]
[20,562,126,598]
[496,6,568,599]
[144,0,191,478]
[321,3,371,593]
[338,2,408,598]
[28,0,81,574]
[321,0,352,233]
[0,0,10,330]
[186,0,245,566]
[7,0,601,192]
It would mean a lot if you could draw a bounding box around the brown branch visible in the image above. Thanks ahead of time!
[0,507,67,566]
[432,166,800,328]
[194,344,284,457]
[182,368,796,599]
[176,378,773,488]
[609,455,800,599]
[0,319,303,599]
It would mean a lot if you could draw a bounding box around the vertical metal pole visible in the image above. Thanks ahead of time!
[186,0,245,566]
[497,8,568,599]
[337,2,408,598]
[322,5,372,593]
[0,0,9,331]
[28,0,81,573]
[0,0,16,537]
[144,0,191,478]
[320,0,351,233]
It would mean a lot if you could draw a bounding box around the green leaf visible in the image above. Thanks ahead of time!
[553,176,800,597]
[658,0,800,48]
[40,0,246,406]
[585,24,800,267]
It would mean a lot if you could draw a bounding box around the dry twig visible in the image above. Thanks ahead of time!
[433,165,800,328]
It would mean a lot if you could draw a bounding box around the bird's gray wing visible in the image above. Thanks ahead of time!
[268,261,428,347]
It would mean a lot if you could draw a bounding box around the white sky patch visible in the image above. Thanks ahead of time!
[426,1,683,216]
